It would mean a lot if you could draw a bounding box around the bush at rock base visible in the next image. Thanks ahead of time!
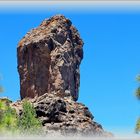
[0,100,18,134]
[17,100,42,135]
[0,99,42,136]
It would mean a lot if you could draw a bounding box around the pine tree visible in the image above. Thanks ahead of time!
[18,100,42,135]
[135,75,140,133]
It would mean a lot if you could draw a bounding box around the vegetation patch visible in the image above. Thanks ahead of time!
[0,99,42,136]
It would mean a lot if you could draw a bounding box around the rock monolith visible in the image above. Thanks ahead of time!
[17,15,83,101]
[15,15,112,137]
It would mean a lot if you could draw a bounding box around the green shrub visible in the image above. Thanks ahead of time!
[0,99,42,136]
[136,87,140,100]
[1,107,17,131]
[0,100,5,125]
[135,74,140,133]
[135,118,140,133]
[0,100,7,111]
[136,75,140,99]
[18,100,42,135]
[0,100,18,134]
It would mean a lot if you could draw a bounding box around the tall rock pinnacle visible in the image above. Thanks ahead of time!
[17,15,83,101]
[15,15,113,136]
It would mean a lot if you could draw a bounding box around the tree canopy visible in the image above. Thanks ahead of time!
[135,74,140,133]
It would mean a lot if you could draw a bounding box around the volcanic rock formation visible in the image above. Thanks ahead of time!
[11,93,109,136]
[17,15,83,101]
[16,15,112,136]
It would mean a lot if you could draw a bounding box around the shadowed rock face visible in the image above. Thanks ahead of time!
[17,15,83,101]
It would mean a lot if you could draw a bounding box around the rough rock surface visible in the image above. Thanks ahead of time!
[15,15,112,137]
[17,15,83,101]
[35,95,105,136]
[11,94,112,137]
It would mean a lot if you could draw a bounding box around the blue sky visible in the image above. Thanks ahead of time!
[0,3,140,137]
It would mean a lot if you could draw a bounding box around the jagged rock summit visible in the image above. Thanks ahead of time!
[18,15,83,101]
[16,15,112,136]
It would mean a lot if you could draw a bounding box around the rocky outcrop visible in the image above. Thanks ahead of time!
[33,94,105,136]
[11,93,112,137]
[17,15,83,101]
[15,15,112,137]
